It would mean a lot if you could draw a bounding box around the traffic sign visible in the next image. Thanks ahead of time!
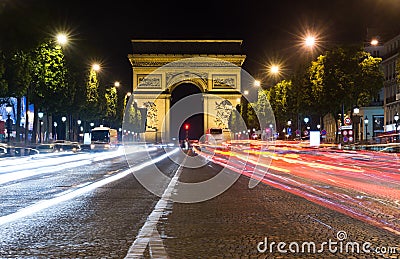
[343,130,348,136]
[321,129,327,135]
[344,117,352,125]
[348,130,353,135]
[343,136,348,142]
[349,136,354,142]
[304,130,309,136]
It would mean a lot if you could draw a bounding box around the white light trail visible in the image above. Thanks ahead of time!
[0,148,179,226]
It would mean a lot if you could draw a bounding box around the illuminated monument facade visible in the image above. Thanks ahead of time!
[128,40,246,142]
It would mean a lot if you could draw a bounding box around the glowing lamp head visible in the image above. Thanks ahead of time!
[184,124,190,130]
[370,39,379,46]
[5,104,12,114]
[305,36,316,48]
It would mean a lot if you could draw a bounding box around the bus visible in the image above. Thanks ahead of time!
[205,128,224,144]
[90,126,118,151]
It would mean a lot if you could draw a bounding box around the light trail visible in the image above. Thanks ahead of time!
[0,148,179,226]
[197,142,400,235]
[0,146,157,186]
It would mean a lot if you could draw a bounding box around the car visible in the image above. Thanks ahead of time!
[54,142,81,153]
[379,146,400,153]
[36,143,56,153]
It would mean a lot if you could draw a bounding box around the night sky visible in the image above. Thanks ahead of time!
[2,0,400,94]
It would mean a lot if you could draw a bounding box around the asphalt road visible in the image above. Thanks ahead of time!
[0,145,399,258]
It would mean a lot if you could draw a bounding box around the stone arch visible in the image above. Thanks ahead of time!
[166,71,208,93]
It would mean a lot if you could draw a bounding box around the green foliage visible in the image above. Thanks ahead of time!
[0,51,8,97]
[228,104,246,134]
[124,101,145,134]
[31,42,69,112]
[254,89,275,130]
[105,86,117,118]
[5,50,33,97]
[308,46,384,116]
[246,102,260,130]
[264,80,293,126]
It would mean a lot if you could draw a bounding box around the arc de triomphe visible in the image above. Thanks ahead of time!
[128,40,246,142]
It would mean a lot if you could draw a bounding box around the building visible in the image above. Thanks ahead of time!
[381,33,400,134]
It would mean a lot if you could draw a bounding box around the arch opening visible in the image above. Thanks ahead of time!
[170,83,204,141]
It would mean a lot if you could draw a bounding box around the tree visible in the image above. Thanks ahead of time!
[0,51,8,97]
[104,86,117,126]
[254,89,275,131]
[81,67,101,123]
[228,104,246,135]
[31,41,69,142]
[4,50,33,141]
[127,102,142,134]
[264,79,293,129]
[246,102,260,131]
[308,46,384,141]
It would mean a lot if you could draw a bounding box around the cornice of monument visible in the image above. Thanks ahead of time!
[128,54,246,67]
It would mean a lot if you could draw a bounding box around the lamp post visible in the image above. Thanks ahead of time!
[61,116,67,140]
[269,124,274,141]
[364,116,369,142]
[394,112,399,143]
[287,120,292,140]
[303,117,309,138]
[77,119,82,142]
[353,107,360,142]
[53,122,58,140]
[20,117,25,141]
[38,111,44,143]
[6,103,12,144]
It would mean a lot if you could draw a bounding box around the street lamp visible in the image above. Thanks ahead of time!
[53,122,58,140]
[353,106,360,142]
[394,112,399,143]
[77,119,82,142]
[304,35,316,48]
[38,111,44,143]
[20,117,25,141]
[269,124,274,141]
[287,120,292,139]
[5,103,12,144]
[270,64,280,75]
[370,38,379,46]
[364,116,369,142]
[92,63,101,71]
[62,116,67,140]
[56,33,68,46]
